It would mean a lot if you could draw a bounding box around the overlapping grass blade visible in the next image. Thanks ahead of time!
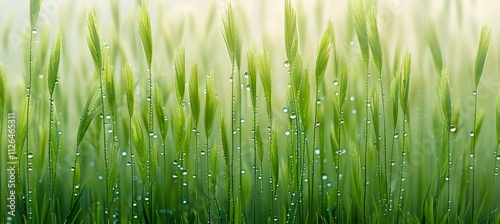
[221,2,241,70]
[367,7,383,73]
[300,67,311,133]
[137,0,153,68]
[123,62,134,116]
[86,9,102,71]
[473,25,491,88]
[131,113,146,175]
[174,44,186,103]
[255,125,264,162]
[315,24,333,87]
[211,143,219,190]
[270,128,279,183]
[391,73,400,127]
[16,97,31,156]
[284,0,299,64]
[104,54,116,117]
[174,102,187,151]
[204,70,218,138]
[338,61,348,109]
[350,0,370,67]
[48,31,61,96]
[220,114,230,173]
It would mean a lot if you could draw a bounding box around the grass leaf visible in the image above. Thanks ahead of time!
[30,0,43,27]
[123,62,134,116]
[438,69,452,127]
[315,23,334,87]
[155,85,169,141]
[256,125,264,162]
[204,70,218,138]
[284,0,299,65]
[221,2,241,70]
[367,7,383,73]
[391,72,400,128]
[211,143,219,190]
[0,63,5,114]
[86,9,102,71]
[174,44,186,103]
[137,0,153,68]
[189,63,200,125]
[350,0,370,68]
[400,51,411,114]
[270,128,279,183]
[220,113,230,170]
[104,54,116,117]
[247,48,258,110]
[76,80,102,147]
[427,24,443,74]
[258,49,272,116]
[473,25,491,88]
[339,60,348,108]
[48,30,61,96]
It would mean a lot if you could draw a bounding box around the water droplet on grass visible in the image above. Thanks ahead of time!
[333,80,339,86]
[322,174,328,180]
[27,153,34,159]
[450,125,457,132]
[469,131,475,137]
[393,133,399,139]
[32,29,38,35]
[283,60,290,68]
[282,107,288,113]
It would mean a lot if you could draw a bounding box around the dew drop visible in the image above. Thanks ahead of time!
[285,130,291,136]
[393,133,399,139]
[32,29,38,35]
[70,167,76,172]
[289,113,297,119]
[321,174,328,180]
[472,90,477,96]
[450,125,457,133]
[283,60,290,68]
[349,41,354,46]
[244,72,249,79]
[282,107,289,113]
[333,80,339,86]
[27,153,34,159]
[469,131,475,137]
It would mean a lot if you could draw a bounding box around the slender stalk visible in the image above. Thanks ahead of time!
[26,27,35,224]
[470,90,478,223]
[253,108,257,223]
[397,115,407,222]
[129,115,136,221]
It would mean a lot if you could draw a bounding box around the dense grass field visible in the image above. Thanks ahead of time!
[1,0,500,223]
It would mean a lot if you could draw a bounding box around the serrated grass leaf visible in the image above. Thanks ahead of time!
[137,0,153,68]
[48,31,61,96]
[204,70,218,138]
[174,44,186,103]
[367,7,383,73]
[473,25,491,88]
[86,9,102,71]
[189,63,200,125]
[315,24,334,87]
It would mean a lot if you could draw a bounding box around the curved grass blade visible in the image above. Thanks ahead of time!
[247,48,258,110]
[220,113,230,172]
[48,31,61,96]
[104,54,116,117]
[438,69,451,127]
[30,0,43,27]
[350,0,369,68]
[427,24,443,74]
[76,81,102,147]
[400,52,411,115]
[155,85,169,141]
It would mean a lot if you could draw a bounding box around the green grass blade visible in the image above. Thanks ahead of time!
[400,52,411,115]
[473,25,491,88]
[30,0,43,27]
[438,69,452,127]
[300,67,312,133]
[427,24,443,74]
[0,63,4,114]
[48,30,61,97]
[189,63,200,125]
[123,62,134,116]
[284,0,299,64]
[174,44,186,103]
[247,48,258,110]
[258,49,272,116]
[220,113,230,170]
[339,60,348,109]
[155,85,169,141]
[350,0,370,68]
[256,125,264,162]
[174,102,187,150]
[104,54,116,117]
[16,97,30,156]
[137,0,153,68]
[367,7,383,73]
[86,9,102,71]
[204,70,218,138]
[221,2,241,70]
[315,23,334,87]
[76,80,102,147]
[211,143,219,190]
[271,128,279,183]
[391,72,400,128]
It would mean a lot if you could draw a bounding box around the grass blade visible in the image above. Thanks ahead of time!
[350,0,370,67]
[247,48,258,110]
[204,70,218,138]
[189,63,200,125]
[30,0,43,27]
[438,69,452,127]
[174,44,186,103]
[315,24,334,87]
[473,25,491,88]
[76,81,102,147]
[428,24,443,74]
[48,31,61,97]
[123,62,134,116]
[258,49,272,116]
[137,0,153,68]
[400,52,411,115]
[284,0,299,65]
[221,2,241,70]
[367,7,383,73]
[86,9,102,71]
